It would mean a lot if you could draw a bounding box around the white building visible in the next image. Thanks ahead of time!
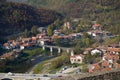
[70,52,84,64]
[91,49,102,55]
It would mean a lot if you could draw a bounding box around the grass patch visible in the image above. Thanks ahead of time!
[23,47,47,58]
[33,53,70,74]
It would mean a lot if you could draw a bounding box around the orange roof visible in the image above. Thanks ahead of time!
[8,40,14,43]
[93,63,101,70]
[70,54,84,59]
[22,38,31,41]
[3,43,9,47]
[115,63,120,68]
[102,61,109,67]
[107,48,120,52]
[85,48,93,51]
[88,63,101,73]
[94,30,102,33]
[1,52,13,58]
[93,24,101,27]
[70,55,76,58]
[21,43,29,47]
[12,43,16,46]
[104,53,119,61]
[51,36,64,39]
[102,68,112,71]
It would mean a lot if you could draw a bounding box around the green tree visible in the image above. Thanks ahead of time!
[84,53,93,64]
[83,32,90,38]
[47,25,54,36]
[85,38,91,47]
[22,29,30,38]
[74,40,84,53]
[31,26,38,35]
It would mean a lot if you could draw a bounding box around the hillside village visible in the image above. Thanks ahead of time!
[0,20,120,74]
[0,1,120,80]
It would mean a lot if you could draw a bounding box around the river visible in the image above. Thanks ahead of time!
[26,54,55,73]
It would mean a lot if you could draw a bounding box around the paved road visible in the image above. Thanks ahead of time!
[0,73,69,80]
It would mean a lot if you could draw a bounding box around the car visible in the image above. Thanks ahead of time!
[7,72,14,76]
[43,75,48,77]
[58,75,62,77]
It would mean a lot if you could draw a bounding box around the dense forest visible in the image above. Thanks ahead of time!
[3,0,120,38]
[0,1,61,37]
[26,0,120,35]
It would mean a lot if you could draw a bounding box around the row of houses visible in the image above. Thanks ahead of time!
[0,49,21,60]
[3,30,83,50]
[70,44,120,72]
[2,23,109,51]
[87,23,116,39]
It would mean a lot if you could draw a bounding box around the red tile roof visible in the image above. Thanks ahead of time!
[32,37,37,40]
[103,53,119,62]
[21,43,29,47]
[0,52,14,59]
[70,55,76,58]
[92,24,101,28]
[107,48,120,52]
[102,68,112,71]
[93,63,101,70]
[22,38,31,41]
[3,43,9,47]
[70,54,84,59]
[8,40,14,43]
[102,60,109,67]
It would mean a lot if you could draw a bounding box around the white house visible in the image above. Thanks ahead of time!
[70,52,84,64]
[92,24,102,30]
[91,49,102,55]
[63,22,73,30]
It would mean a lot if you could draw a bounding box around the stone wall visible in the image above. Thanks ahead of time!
[77,69,120,80]
[78,71,120,80]
[59,69,120,80]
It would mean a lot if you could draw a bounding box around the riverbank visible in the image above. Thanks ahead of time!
[26,55,55,73]
[31,53,70,74]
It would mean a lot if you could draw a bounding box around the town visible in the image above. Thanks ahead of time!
[0,20,120,80]
[0,0,120,80]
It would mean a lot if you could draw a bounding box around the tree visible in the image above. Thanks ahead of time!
[73,39,85,53]
[31,26,38,35]
[83,32,91,38]
[84,53,95,64]
[53,19,62,29]
[22,29,30,38]
[85,38,91,47]
[47,25,54,36]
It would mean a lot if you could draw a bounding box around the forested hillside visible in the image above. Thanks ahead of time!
[6,0,120,35]
[26,0,120,35]
[0,1,61,36]
[27,0,77,10]
[2,0,120,39]
[7,0,27,3]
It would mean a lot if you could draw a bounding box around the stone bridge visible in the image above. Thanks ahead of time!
[38,45,74,54]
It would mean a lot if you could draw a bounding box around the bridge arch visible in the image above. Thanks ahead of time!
[1,78,14,80]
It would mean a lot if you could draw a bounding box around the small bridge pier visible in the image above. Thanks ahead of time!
[41,45,73,55]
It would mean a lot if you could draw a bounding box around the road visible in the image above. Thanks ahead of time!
[0,73,69,80]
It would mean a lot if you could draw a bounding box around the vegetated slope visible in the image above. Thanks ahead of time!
[7,0,27,3]
[26,0,120,35]
[27,0,77,10]
[0,2,61,36]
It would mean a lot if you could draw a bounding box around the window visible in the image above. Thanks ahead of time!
[78,59,80,62]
